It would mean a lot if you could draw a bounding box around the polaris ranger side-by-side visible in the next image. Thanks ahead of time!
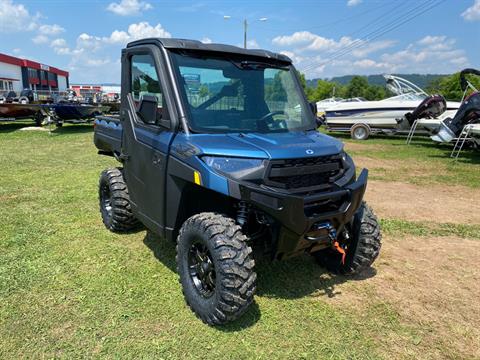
[94,38,381,325]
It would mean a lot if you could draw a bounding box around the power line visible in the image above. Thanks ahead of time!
[300,0,447,74]
[299,0,442,73]
[253,1,393,33]
[295,0,423,71]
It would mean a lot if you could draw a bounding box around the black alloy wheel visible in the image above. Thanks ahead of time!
[188,242,216,298]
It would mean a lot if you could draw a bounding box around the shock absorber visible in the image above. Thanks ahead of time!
[236,201,250,227]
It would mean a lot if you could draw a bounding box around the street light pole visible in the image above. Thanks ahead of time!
[223,16,267,49]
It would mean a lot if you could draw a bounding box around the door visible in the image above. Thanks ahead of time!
[122,51,174,233]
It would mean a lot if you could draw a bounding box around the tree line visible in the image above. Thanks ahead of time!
[297,70,480,103]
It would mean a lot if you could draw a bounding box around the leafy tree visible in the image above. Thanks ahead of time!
[427,72,480,101]
[363,84,386,100]
[265,73,287,101]
[312,79,337,101]
[345,76,369,98]
[198,84,211,98]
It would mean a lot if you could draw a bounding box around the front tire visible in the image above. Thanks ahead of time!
[314,202,381,275]
[176,213,256,325]
[98,168,139,232]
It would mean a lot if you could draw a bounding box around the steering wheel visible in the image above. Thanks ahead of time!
[258,110,286,123]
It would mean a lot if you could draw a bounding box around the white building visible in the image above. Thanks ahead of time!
[0,53,69,93]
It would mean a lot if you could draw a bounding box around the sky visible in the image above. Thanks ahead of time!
[0,0,479,83]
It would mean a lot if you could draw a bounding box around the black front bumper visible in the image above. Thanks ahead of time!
[229,169,368,259]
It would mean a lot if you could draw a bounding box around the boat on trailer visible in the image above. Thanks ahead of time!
[0,103,46,125]
[324,75,461,140]
[47,103,110,126]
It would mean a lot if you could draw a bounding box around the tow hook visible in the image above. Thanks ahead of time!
[332,241,346,265]
[308,222,346,264]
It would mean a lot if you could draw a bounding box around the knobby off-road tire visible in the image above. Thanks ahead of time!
[314,202,381,275]
[176,213,257,325]
[99,167,139,233]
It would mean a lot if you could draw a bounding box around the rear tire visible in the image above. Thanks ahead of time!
[176,213,256,325]
[99,167,139,232]
[350,123,370,140]
[313,202,381,275]
[34,112,44,127]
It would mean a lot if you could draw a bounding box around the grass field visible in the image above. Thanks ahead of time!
[1,123,479,359]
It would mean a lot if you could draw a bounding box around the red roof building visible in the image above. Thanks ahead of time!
[0,52,69,93]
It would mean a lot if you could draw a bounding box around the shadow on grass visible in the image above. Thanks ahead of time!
[254,254,376,300]
[0,121,38,133]
[142,230,376,331]
[0,121,94,134]
[49,123,94,134]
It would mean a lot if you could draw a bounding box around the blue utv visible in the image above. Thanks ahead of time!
[93,38,381,325]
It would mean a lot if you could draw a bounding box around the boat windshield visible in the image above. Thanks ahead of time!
[381,92,427,102]
[171,52,316,134]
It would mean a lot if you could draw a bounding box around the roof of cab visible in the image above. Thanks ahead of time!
[126,38,292,63]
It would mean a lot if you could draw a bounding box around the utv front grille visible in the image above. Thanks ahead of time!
[264,155,344,191]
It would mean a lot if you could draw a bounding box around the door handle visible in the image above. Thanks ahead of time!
[152,154,162,165]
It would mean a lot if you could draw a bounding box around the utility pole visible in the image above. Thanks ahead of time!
[224,16,267,49]
[243,19,247,49]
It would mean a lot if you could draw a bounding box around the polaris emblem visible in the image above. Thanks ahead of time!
[306,149,314,155]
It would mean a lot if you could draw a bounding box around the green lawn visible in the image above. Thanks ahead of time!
[1,123,478,359]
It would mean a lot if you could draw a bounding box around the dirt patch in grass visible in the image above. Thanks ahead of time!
[323,235,480,359]
[364,180,480,225]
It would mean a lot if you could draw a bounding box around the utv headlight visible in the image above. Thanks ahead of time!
[202,156,266,180]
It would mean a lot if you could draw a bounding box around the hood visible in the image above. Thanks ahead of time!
[186,131,343,159]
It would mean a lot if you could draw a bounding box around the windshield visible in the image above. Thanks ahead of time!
[382,93,427,102]
[171,52,315,133]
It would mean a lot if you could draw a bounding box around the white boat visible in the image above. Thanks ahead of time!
[324,75,461,140]
[316,97,364,115]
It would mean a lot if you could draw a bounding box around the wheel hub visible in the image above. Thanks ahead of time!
[188,243,216,297]
[100,184,112,216]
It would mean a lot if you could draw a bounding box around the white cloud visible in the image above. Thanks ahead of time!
[352,59,391,70]
[462,0,480,21]
[351,40,396,57]
[272,31,318,46]
[107,0,152,16]
[347,0,362,6]
[38,24,65,35]
[279,50,304,64]
[379,35,468,73]
[12,48,21,54]
[272,31,468,78]
[50,38,67,48]
[103,22,171,44]
[417,35,446,45]
[201,37,212,44]
[32,34,49,44]
[62,22,171,83]
[0,0,38,32]
[247,39,260,49]
[273,31,394,57]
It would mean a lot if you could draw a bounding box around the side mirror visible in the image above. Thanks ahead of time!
[137,95,159,125]
[309,101,324,128]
